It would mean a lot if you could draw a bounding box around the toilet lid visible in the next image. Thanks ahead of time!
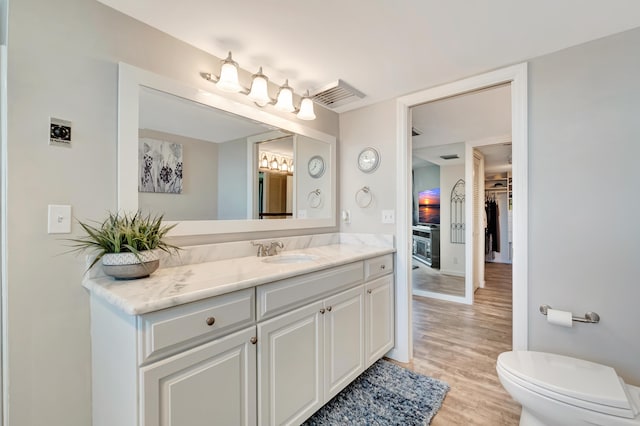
[498,351,632,411]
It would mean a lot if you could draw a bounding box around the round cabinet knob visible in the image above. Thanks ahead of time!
[205,317,216,326]
[327,306,332,312]
[367,289,372,294]
[320,308,326,314]
[250,336,258,345]
[381,264,386,269]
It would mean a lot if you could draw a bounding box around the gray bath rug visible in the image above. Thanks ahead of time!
[302,359,449,425]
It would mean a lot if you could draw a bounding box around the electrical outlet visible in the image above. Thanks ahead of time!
[381,209,395,224]
[298,209,307,219]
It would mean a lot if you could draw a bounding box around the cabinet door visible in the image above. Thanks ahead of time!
[323,285,365,399]
[258,301,324,426]
[140,326,257,426]
[365,275,395,367]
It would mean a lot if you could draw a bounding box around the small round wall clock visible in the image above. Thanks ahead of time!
[307,155,326,178]
[357,147,380,173]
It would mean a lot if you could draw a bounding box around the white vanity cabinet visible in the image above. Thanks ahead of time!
[257,285,365,425]
[140,326,257,426]
[88,251,394,426]
[90,288,256,426]
[256,254,392,426]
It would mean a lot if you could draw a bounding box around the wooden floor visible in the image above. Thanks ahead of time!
[412,261,465,297]
[398,262,521,425]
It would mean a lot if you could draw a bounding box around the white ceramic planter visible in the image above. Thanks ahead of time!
[102,250,160,280]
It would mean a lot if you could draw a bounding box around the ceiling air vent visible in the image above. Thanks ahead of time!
[440,154,459,160]
[311,80,365,109]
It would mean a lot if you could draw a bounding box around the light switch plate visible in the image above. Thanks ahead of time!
[382,209,395,224]
[48,204,72,234]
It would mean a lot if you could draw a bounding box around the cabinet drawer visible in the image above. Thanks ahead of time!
[364,254,393,281]
[257,262,364,321]
[138,288,255,365]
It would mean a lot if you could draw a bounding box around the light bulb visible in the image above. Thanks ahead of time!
[274,80,295,112]
[216,52,242,93]
[248,67,271,106]
[296,91,316,120]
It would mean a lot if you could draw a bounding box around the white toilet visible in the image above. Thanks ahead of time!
[497,351,640,426]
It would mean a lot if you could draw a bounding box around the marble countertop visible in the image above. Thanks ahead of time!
[83,243,395,316]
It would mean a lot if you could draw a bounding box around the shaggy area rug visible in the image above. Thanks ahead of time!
[302,359,449,425]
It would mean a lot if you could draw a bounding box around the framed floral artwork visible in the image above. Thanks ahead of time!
[138,138,183,193]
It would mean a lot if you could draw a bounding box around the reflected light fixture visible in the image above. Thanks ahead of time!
[260,154,269,168]
[202,51,316,120]
[289,159,294,173]
[280,157,289,172]
[270,156,279,170]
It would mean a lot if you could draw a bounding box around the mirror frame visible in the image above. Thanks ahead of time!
[118,63,337,236]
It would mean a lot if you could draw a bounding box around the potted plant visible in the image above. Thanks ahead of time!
[68,211,179,279]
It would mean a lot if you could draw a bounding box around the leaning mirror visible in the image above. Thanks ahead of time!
[118,63,336,236]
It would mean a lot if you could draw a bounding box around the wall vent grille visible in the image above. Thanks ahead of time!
[311,80,365,109]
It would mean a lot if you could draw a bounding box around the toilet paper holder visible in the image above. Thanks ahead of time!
[539,305,600,324]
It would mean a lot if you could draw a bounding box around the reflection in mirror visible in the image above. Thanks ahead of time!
[136,86,332,222]
[256,135,294,219]
[119,63,336,236]
[138,86,276,221]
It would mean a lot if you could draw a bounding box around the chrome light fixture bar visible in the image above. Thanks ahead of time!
[202,51,316,121]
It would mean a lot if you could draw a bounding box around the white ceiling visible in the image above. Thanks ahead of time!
[99,0,640,112]
[412,84,511,173]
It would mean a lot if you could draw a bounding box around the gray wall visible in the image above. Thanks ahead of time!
[217,138,248,220]
[339,27,640,385]
[5,0,338,424]
[139,129,219,220]
[528,28,640,383]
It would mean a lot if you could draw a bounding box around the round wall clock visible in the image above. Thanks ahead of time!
[307,155,326,178]
[357,147,380,173]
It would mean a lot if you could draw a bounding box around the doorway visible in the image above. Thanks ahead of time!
[389,63,528,363]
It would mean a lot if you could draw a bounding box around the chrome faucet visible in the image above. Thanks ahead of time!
[251,240,284,257]
[267,241,284,256]
[251,241,269,257]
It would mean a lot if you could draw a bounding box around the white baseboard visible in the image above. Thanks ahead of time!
[440,269,465,277]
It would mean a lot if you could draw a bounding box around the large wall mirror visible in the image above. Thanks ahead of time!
[118,63,336,236]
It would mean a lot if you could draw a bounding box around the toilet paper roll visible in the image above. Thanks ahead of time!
[547,308,573,327]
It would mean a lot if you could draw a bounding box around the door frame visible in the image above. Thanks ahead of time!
[389,63,528,362]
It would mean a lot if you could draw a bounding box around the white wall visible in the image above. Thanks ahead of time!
[217,138,247,220]
[5,1,338,424]
[339,100,397,234]
[439,164,465,276]
[139,129,218,220]
[339,27,640,384]
[527,27,640,383]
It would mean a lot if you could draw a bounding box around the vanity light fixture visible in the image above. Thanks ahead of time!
[261,154,269,168]
[202,52,316,120]
[296,91,316,120]
[270,156,279,170]
[289,159,294,173]
[280,157,289,172]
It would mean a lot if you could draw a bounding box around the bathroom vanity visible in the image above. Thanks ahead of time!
[84,238,395,426]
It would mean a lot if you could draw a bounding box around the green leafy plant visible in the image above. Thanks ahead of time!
[67,211,179,269]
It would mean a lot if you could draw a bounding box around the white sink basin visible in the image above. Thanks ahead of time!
[262,254,318,264]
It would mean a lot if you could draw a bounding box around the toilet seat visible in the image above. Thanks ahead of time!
[497,351,639,419]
